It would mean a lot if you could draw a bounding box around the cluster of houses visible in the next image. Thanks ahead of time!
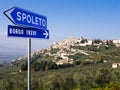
[51,36,120,49]
[12,36,120,67]
[51,36,93,48]
[47,36,120,66]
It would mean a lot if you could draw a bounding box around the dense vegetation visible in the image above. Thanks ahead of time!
[0,64,120,90]
[0,42,120,90]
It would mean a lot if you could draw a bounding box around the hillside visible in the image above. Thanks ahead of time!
[0,37,120,90]
[12,36,120,66]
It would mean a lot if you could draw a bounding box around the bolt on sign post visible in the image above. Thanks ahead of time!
[4,6,49,90]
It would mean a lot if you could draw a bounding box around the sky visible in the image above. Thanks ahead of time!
[0,0,120,54]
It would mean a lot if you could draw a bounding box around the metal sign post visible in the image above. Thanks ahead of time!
[28,39,31,90]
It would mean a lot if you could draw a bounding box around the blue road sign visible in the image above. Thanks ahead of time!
[8,25,49,39]
[4,7,47,30]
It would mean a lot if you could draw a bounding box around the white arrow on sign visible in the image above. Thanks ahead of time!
[43,30,49,38]
[4,7,15,24]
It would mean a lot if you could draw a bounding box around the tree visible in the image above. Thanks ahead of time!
[0,80,13,90]
[94,39,102,44]
[32,61,41,71]
[91,53,102,63]
[0,64,3,67]
[21,63,27,71]
[95,68,111,87]
[81,39,87,43]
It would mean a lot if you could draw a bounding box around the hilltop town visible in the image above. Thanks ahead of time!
[14,36,120,67]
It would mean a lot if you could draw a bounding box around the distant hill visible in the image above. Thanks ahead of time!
[0,45,26,55]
